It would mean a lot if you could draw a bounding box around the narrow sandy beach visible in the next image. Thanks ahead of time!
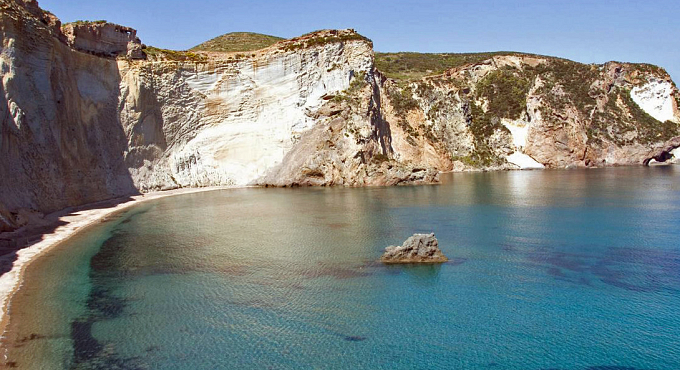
[0,186,237,338]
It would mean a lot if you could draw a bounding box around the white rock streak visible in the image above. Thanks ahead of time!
[506,152,545,169]
[671,147,680,164]
[630,79,676,123]
[502,118,545,169]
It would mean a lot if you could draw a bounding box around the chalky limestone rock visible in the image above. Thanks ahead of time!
[381,233,448,263]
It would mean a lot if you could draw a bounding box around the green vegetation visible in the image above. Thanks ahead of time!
[530,59,600,112]
[387,84,419,115]
[331,71,368,104]
[375,52,542,80]
[466,101,508,166]
[282,32,372,52]
[522,59,678,145]
[378,50,676,162]
[64,20,108,26]
[396,118,419,141]
[385,82,422,145]
[190,32,284,53]
[631,63,666,77]
[477,67,531,120]
[142,46,207,62]
[586,87,679,145]
[451,154,484,167]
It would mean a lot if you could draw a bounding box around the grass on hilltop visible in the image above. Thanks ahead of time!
[375,51,544,80]
[190,32,284,53]
[64,20,108,26]
[280,31,372,52]
[142,46,207,61]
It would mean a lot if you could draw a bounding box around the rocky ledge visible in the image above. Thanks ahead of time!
[380,233,448,263]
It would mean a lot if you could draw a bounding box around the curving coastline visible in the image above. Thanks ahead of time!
[0,186,238,344]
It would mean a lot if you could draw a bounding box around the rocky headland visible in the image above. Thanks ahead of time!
[381,233,448,264]
[1,0,680,234]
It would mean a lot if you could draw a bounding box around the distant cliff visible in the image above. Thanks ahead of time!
[1,0,679,231]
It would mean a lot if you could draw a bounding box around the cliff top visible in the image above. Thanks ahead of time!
[375,51,674,83]
[375,51,567,80]
[274,29,372,52]
[143,29,371,61]
[8,0,674,86]
[63,19,108,26]
[190,32,284,53]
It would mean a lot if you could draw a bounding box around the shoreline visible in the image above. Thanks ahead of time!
[0,186,238,343]
[0,163,676,351]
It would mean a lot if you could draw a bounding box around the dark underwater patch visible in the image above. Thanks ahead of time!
[71,320,103,363]
[86,285,126,319]
[67,225,148,369]
[540,367,653,370]
[518,244,680,293]
[301,263,373,279]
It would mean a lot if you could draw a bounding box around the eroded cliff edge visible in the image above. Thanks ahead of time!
[1,0,680,231]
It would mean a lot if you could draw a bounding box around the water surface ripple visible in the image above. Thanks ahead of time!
[3,167,680,369]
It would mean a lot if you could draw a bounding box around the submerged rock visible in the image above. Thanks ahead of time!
[381,233,448,263]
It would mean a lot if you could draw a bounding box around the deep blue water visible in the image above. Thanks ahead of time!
[4,166,680,369]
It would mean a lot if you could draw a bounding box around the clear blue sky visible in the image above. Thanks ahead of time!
[41,0,680,82]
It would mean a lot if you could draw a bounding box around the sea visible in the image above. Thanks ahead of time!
[3,166,680,369]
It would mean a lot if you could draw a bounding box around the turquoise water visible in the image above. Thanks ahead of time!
[4,167,680,369]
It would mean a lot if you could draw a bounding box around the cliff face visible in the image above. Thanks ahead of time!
[62,21,144,59]
[378,56,680,172]
[118,29,374,190]
[0,1,378,230]
[1,0,680,231]
[0,0,137,231]
[258,55,680,185]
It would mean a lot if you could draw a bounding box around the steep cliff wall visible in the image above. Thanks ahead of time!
[0,0,137,231]
[1,0,680,232]
[259,55,680,185]
[0,1,379,230]
[117,29,374,190]
[376,56,680,172]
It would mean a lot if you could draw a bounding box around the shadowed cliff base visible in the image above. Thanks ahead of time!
[1,0,141,234]
[0,196,135,276]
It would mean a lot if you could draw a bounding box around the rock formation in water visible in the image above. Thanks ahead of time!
[1,0,680,231]
[381,233,448,263]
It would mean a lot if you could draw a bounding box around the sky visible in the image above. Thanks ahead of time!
[40,0,680,82]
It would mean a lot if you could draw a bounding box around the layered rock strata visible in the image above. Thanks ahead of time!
[62,21,144,59]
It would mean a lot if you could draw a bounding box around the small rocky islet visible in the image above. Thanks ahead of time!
[380,233,448,264]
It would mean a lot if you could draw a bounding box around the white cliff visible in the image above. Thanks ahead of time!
[118,31,374,190]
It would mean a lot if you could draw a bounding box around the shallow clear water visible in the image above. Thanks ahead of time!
[4,167,680,369]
